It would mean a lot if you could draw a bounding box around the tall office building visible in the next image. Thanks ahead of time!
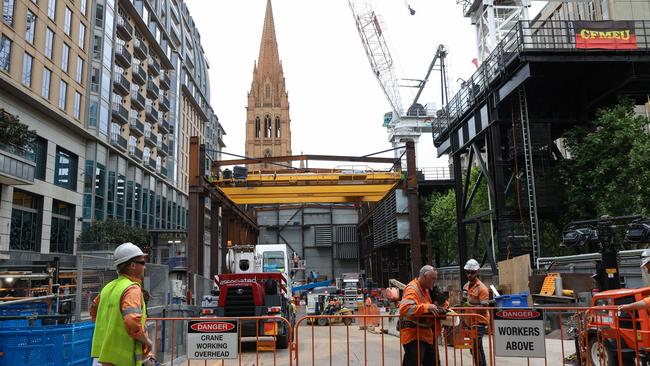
[0,0,223,270]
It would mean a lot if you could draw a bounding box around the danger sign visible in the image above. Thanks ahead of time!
[494,308,546,358]
[187,320,239,359]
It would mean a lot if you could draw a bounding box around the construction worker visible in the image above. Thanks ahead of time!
[619,249,650,312]
[399,265,447,366]
[90,243,154,366]
[462,259,489,366]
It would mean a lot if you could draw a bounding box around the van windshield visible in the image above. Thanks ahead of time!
[263,251,285,273]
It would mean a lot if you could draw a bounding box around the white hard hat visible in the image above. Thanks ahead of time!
[113,242,144,267]
[464,259,480,271]
[641,249,650,268]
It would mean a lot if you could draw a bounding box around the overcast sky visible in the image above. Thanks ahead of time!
[185,0,544,170]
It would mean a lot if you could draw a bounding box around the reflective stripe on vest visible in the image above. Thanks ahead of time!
[401,282,432,328]
[91,275,147,366]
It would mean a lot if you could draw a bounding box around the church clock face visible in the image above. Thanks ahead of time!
[245,0,292,170]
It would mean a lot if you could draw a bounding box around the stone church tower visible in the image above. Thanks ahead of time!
[245,0,292,171]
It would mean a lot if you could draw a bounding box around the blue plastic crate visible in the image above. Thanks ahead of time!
[0,322,94,366]
[0,302,48,316]
[495,291,529,308]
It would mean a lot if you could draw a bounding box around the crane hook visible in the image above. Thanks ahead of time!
[403,0,416,15]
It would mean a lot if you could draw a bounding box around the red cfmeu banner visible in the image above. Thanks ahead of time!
[574,21,638,50]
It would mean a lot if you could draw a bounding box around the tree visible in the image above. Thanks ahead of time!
[558,99,650,220]
[78,218,149,250]
[0,109,37,150]
[423,167,490,267]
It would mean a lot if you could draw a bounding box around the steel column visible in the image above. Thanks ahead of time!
[405,141,421,278]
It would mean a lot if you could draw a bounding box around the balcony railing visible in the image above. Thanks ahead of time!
[159,95,169,112]
[129,117,144,136]
[128,145,143,161]
[145,105,158,124]
[110,133,127,150]
[159,166,168,177]
[132,64,146,85]
[111,102,129,125]
[147,57,160,76]
[157,142,168,157]
[144,131,156,147]
[131,90,145,110]
[159,72,170,90]
[146,79,159,100]
[114,44,132,68]
[116,16,133,41]
[0,143,36,185]
[148,158,157,171]
[158,118,170,134]
[133,38,148,59]
[113,74,130,96]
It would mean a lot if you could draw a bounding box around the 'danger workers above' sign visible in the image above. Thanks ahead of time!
[494,308,546,358]
[187,320,239,359]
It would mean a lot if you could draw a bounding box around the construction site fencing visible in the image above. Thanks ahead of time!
[146,306,650,365]
[193,273,214,304]
[73,255,171,321]
[147,315,293,366]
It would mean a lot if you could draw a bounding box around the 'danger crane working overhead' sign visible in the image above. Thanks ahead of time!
[493,309,546,358]
[187,320,239,359]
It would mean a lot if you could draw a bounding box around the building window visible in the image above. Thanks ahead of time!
[134,183,141,227]
[275,116,280,138]
[21,53,33,86]
[75,56,83,83]
[63,7,71,35]
[50,200,73,253]
[265,84,270,98]
[116,174,125,220]
[25,11,36,44]
[2,0,14,26]
[41,67,51,99]
[255,116,260,138]
[264,115,271,138]
[47,0,55,20]
[80,0,86,16]
[30,137,47,180]
[54,146,77,190]
[141,188,148,228]
[61,43,69,72]
[10,189,42,251]
[106,171,115,218]
[58,80,67,109]
[0,36,10,71]
[94,163,105,220]
[45,28,54,59]
[126,181,133,224]
[78,23,85,49]
[88,100,98,126]
[94,3,103,27]
[73,91,81,119]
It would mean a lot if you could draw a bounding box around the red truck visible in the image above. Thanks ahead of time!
[214,272,294,349]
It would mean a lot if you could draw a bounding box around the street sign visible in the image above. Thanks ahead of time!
[493,308,546,358]
[187,320,239,359]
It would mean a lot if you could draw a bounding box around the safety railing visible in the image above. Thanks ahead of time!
[147,315,293,366]
[141,306,649,365]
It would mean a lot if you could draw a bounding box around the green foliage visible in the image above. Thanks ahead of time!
[78,218,149,249]
[423,167,489,267]
[558,99,650,219]
[0,109,37,150]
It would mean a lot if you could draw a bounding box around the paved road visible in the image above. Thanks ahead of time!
[178,321,576,366]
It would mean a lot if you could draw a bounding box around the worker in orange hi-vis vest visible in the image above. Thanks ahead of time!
[462,259,490,366]
[399,265,447,366]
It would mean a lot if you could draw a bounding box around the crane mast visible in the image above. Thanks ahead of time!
[348,0,449,164]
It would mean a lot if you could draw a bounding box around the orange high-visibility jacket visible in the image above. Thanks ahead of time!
[462,279,490,325]
[399,278,436,345]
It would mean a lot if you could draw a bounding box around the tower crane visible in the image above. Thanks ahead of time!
[348,0,449,164]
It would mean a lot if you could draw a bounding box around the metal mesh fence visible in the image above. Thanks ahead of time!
[193,274,213,303]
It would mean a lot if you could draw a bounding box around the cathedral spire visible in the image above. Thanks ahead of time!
[257,0,282,75]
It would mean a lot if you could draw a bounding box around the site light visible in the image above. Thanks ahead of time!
[625,219,650,243]
[560,226,598,248]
